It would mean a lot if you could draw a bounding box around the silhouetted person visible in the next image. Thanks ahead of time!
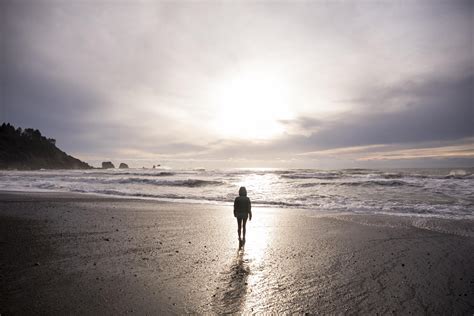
[234,186,252,243]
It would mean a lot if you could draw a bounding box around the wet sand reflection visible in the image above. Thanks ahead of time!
[213,243,250,313]
[211,210,274,313]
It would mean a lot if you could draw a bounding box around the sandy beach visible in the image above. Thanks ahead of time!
[1,191,473,314]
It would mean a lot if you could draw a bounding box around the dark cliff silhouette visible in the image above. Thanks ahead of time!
[0,123,92,170]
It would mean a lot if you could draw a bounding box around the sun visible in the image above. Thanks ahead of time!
[211,70,293,140]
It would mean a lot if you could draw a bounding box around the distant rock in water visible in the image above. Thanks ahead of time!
[119,163,129,169]
[0,123,92,170]
[102,161,115,169]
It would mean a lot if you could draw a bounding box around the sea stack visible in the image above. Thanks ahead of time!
[101,161,115,169]
[119,163,129,169]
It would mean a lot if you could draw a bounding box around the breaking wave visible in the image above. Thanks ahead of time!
[115,178,224,187]
[281,172,341,179]
[0,167,472,220]
[298,180,421,188]
[86,171,176,177]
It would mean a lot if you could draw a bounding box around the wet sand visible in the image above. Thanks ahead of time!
[1,191,473,314]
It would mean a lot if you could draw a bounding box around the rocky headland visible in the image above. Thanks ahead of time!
[0,123,92,170]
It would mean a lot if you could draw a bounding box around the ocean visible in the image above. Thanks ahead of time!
[1,168,473,220]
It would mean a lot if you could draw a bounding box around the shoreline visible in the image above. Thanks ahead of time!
[1,191,473,314]
[1,189,473,237]
[2,186,474,215]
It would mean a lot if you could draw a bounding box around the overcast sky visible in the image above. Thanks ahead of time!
[1,0,473,168]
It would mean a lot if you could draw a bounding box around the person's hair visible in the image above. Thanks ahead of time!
[239,186,247,197]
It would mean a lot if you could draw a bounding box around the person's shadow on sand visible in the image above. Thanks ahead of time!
[212,244,250,313]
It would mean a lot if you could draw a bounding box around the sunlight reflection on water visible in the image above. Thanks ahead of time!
[234,173,279,311]
[241,213,275,312]
[214,228,273,313]
[234,172,287,204]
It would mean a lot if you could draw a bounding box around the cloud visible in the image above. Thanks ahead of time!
[278,72,473,151]
[194,71,473,165]
[1,0,472,167]
[359,142,474,161]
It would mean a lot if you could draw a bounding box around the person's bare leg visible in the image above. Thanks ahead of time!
[237,218,242,241]
[242,217,248,242]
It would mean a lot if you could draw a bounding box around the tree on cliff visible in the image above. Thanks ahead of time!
[0,123,92,170]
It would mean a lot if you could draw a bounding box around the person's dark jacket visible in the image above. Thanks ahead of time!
[234,196,251,219]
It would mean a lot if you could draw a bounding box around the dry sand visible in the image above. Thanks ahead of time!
[1,191,473,314]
